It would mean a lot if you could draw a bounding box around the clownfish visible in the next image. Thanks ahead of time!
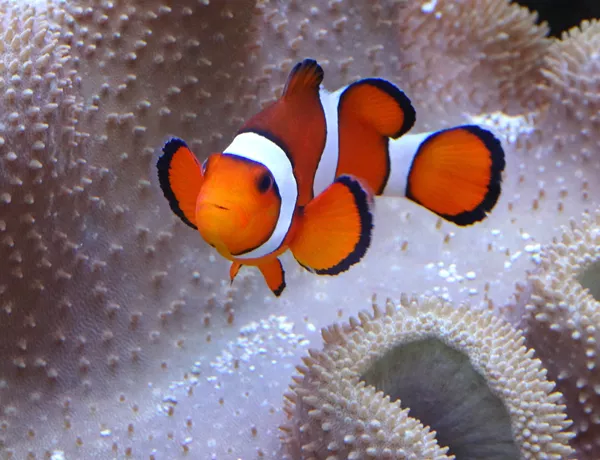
[156,59,505,296]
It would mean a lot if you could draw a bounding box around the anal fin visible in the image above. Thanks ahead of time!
[289,175,374,275]
[405,125,506,226]
[257,258,286,296]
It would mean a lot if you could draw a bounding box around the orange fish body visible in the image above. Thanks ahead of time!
[157,59,505,296]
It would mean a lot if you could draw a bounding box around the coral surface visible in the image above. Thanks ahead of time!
[396,0,551,125]
[0,0,598,458]
[282,295,574,459]
[519,209,600,457]
[535,19,600,160]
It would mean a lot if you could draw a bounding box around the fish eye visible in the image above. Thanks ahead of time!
[257,172,273,193]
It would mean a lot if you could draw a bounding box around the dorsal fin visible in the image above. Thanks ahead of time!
[283,59,324,98]
[239,58,327,205]
[339,78,416,140]
[333,78,416,195]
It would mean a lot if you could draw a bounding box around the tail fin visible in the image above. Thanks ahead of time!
[404,125,506,226]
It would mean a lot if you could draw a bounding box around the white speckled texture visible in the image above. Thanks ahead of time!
[0,0,598,458]
[281,296,573,459]
[518,209,600,457]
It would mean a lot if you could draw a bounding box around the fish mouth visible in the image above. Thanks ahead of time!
[200,202,230,211]
[196,200,249,233]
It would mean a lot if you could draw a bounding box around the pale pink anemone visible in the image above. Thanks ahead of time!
[281,295,574,459]
[0,0,598,458]
[517,208,600,457]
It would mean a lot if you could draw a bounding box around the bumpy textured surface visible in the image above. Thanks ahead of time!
[0,0,265,457]
[0,0,598,458]
[396,0,550,129]
[281,295,574,459]
[535,19,600,160]
[520,209,600,457]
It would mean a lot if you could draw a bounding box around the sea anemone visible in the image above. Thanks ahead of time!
[0,0,598,457]
[519,208,600,457]
[535,19,600,159]
[396,0,550,128]
[281,295,574,459]
[0,0,267,456]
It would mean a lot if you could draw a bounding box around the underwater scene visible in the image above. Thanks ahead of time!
[1,0,599,458]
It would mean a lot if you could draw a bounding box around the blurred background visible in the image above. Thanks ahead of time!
[516,0,600,35]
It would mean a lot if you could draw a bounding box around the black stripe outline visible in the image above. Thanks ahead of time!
[340,78,416,139]
[236,128,295,169]
[295,175,374,276]
[156,137,199,230]
[271,258,286,297]
[338,78,416,195]
[405,125,506,226]
[283,58,324,96]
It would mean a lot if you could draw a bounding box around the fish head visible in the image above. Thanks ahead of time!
[195,153,281,258]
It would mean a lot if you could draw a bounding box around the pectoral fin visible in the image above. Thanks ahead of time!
[156,138,203,229]
[289,175,374,275]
